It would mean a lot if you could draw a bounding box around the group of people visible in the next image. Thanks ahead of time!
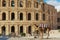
[34,24,51,39]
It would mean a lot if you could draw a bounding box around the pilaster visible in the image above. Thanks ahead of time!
[31,12,34,21]
[1,0,2,7]
[0,26,2,34]
[23,25,27,33]
[15,25,18,35]
[6,12,9,20]
[6,25,10,35]
[23,12,26,21]
[15,12,17,20]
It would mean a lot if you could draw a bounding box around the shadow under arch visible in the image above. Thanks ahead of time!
[28,26,31,34]
[1,26,6,35]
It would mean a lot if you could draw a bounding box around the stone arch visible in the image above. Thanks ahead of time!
[11,12,15,20]
[20,26,23,33]
[2,0,6,7]
[2,12,6,20]
[1,26,6,35]
[36,13,39,20]
[28,26,31,34]
[42,14,45,21]
[11,26,15,33]
[28,13,31,20]
[20,1,23,7]
[20,13,23,20]
[11,0,15,7]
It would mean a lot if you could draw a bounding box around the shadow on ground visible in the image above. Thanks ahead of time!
[0,36,10,40]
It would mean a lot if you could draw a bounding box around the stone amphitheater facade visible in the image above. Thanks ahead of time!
[0,0,57,36]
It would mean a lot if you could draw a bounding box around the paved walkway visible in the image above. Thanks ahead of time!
[0,30,60,40]
[0,36,60,40]
[4,37,60,40]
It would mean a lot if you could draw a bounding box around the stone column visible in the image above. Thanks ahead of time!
[24,0,26,8]
[6,25,10,35]
[15,25,18,36]
[6,12,9,20]
[0,0,1,7]
[6,0,8,7]
[15,12,17,20]
[8,11,10,20]
[18,25,19,35]
[0,11,2,21]
[10,25,12,34]
[40,12,42,21]
[31,0,34,8]
[10,12,11,20]
[10,0,11,7]
[39,12,41,21]
[15,0,18,7]
[1,0,2,7]
[0,26,2,34]
[32,25,35,33]
[17,11,19,20]
[46,13,48,21]
[31,12,34,21]
[31,25,36,36]
[23,12,26,21]
[8,0,10,7]
[23,25,27,33]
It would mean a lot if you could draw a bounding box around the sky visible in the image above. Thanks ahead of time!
[44,0,60,11]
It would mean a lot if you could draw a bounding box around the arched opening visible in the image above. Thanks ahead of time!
[2,26,6,35]
[2,0,6,7]
[11,0,15,7]
[42,14,45,21]
[20,1,23,7]
[2,12,6,20]
[20,13,23,20]
[11,26,15,33]
[11,13,15,20]
[34,2,38,8]
[28,26,31,34]
[36,13,39,20]
[28,13,31,20]
[20,26,23,33]
[27,1,31,7]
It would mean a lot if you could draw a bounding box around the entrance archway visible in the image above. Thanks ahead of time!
[11,13,15,20]
[20,13,23,20]
[2,12,6,20]
[11,26,15,33]
[20,26,23,33]
[2,26,6,35]
[28,13,31,20]
[28,26,31,34]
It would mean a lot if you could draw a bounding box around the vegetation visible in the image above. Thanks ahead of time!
[20,33,26,37]
[0,34,2,36]
[58,29,60,32]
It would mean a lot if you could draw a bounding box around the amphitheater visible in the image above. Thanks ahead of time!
[0,0,57,37]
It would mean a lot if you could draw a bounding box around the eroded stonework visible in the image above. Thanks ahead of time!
[0,0,57,36]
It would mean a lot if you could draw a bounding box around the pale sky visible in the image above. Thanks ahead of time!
[44,0,60,11]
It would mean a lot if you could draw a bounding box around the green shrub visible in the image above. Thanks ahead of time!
[58,29,60,32]
[20,33,26,37]
[0,34,2,36]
